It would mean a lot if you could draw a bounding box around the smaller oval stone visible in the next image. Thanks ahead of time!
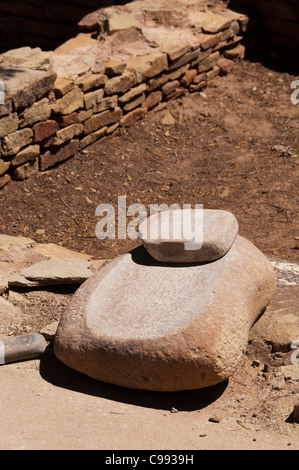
[138,208,238,263]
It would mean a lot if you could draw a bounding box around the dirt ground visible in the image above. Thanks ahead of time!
[0,58,298,450]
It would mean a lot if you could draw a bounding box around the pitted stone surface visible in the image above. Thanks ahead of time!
[54,235,276,391]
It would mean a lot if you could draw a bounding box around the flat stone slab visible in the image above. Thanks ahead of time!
[138,208,239,263]
[54,235,276,391]
[17,258,94,286]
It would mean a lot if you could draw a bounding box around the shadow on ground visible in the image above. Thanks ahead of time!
[40,343,228,412]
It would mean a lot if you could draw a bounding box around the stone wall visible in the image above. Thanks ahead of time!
[0,0,130,51]
[0,2,249,189]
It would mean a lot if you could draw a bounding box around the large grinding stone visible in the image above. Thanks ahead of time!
[138,208,239,263]
[54,235,276,391]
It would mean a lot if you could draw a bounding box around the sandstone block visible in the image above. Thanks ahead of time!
[123,94,145,112]
[0,113,19,139]
[19,257,94,285]
[12,159,38,180]
[33,120,59,142]
[104,60,127,77]
[56,112,79,128]
[45,123,83,147]
[52,87,84,115]
[197,51,220,73]
[160,41,191,61]
[2,128,33,157]
[84,89,104,110]
[120,107,148,127]
[11,145,40,166]
[94,95,118,113]
[84,108,122,134]
[218,57,235,74]
[0,159,10,176]
[54,234,276,391]
[118,84,147,105]
[104,72,138,96]
[126,52,168,83]
[19,98,51,128]
[80,127,107,149]
[143,91,162,109]
[39,139,79,171]
[162,80,180,96]
[54,77,74,98]
[180,69,197,87]
[76,73,107,92]
[5,69,56,110]
[224,44,246,60]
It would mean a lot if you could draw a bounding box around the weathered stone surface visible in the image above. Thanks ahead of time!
[75,73,107,92]
[11,145,40,166]
[52,87,84,115]
[218,57,235,74]
[80,126,107,148]
[0,160,10,176]
[120,107,147,127]
[56,112,79,128]
[84,108,122,134]
[39,139,79,171]
[45,123,83,147]
[104,60,127,77]
[180,69,197,87]
[0,333,47,364]
[123,94,145,112]
[84,89,104,110]
[33,120,59,143]
[224,44,245,60]
[249,285,299,353]
[12,159,38,180]
[0,113,19,139]
[19,98,51,128]
[162,80,180,97]
[126,51,168,83]
[18,257,94,285]
[94,95,118,113]
[160,40,191,61]
[4,68,56,110]
[139,209,239,263]
[54,235,276,391]
[1,128,33,157]
[104,72,138,96]
[197,51,220,73]
[40,321,59,340]
[54,77,74,98]
[143,91,162,109]
[118,84,147,105]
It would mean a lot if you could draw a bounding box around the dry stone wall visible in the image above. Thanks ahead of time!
[0,2,249,189]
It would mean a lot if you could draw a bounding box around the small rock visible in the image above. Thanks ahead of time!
[161,111,176,126]
[40,321,59,340]
[208,415,220,423]
[19,257,93,285]
[170,407,178,413]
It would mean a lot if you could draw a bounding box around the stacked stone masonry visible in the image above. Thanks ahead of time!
[0,1,249,188]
